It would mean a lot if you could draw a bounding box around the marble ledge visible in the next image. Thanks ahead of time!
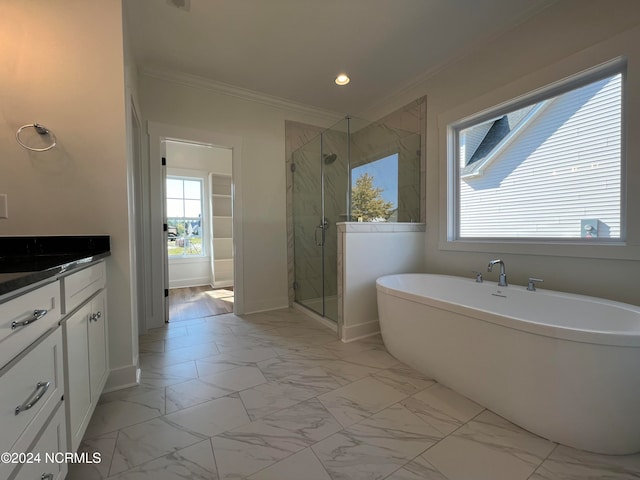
[337,222,426,233]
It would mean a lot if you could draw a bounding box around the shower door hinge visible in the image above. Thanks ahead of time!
[161,157,166,166]
[164,288,169,297]
[290,163,296,172]
[163,223,168,232]
[293,281,299,290]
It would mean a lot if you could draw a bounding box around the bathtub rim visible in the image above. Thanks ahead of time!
[376,273,640,348]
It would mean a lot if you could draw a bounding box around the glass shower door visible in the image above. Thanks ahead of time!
[293,135,325,317]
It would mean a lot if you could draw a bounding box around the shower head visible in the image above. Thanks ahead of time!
[323,153,337,165]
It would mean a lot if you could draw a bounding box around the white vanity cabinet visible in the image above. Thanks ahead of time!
[0,282,66,480]
[61,262,108,453]
[11,405,68,480]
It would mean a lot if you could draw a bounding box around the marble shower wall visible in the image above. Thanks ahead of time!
[350,98,425,223]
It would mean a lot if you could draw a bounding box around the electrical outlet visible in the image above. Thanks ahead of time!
[0,194,7,219]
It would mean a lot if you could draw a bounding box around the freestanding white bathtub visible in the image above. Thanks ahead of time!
[376,273,640,455]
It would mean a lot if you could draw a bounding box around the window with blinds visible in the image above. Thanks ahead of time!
[450,65,623,240]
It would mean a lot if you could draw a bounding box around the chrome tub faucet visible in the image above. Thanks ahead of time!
[488,259,508,287]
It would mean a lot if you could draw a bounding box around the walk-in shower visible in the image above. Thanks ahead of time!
[290,101,423,322]
[292,117,352,320]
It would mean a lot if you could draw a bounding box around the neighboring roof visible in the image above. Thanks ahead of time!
[460,100,551,179]
[466,115,511,166]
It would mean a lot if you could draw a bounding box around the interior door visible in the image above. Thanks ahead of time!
[161,141,169,323]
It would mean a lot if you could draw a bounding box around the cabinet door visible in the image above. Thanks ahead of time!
[88,290,108,400]
[12,404,67,480]
[64,302,91,452]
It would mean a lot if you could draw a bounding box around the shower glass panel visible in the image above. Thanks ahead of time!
[319,121,350,321]
[292,134,324,317]
[292,118,350,321]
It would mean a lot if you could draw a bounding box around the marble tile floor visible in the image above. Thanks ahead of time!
[68,308,640,480]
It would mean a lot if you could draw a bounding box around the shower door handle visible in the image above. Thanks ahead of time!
[314,225,324,247]
[314,218,329,247]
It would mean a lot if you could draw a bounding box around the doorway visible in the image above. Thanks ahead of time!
[164,140,234,321]
[146,122,244,330]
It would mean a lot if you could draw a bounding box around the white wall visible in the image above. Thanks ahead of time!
[139,72,340,313]
[338,223,426,341]
[0,2,136,387]
[363,0,640,307]
[166,140,232,174]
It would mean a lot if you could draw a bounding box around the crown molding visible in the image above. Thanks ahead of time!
[140,67,343,121]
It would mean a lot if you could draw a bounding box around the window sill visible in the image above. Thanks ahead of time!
[438,239,640,261]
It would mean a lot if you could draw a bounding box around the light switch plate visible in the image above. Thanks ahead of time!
[0,194,8,219]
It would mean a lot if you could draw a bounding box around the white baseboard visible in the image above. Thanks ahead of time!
[341,319,380,342]
[243,298,289,315]
[169,278,211,289]
[103,364,140,392]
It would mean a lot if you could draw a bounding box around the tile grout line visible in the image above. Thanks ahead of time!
[209,437,222,480]
[105,429,120,479]
[525,442,559,480]
[125,311,472,478]
[368,383,487,479]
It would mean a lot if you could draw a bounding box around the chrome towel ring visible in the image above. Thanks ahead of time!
[16,123,57,152]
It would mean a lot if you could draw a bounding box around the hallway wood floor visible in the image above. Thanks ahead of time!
[169,286,234,321]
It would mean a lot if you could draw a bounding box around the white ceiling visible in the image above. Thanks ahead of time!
[124,0,556,115]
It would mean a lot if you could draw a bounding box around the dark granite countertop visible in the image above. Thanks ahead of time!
[0,236,110,298]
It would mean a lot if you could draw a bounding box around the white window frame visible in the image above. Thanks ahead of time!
[439,57,640,261]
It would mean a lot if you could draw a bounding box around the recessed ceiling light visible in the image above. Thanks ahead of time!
[335,74,350,86]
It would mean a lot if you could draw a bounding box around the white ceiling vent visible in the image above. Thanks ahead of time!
[167,0,191,12]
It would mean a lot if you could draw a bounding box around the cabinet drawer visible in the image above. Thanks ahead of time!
[0,327,63,456]
[11,404,68,480]
[62,262,105,314]
[0,282,61,369]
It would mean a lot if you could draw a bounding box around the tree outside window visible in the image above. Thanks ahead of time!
[351,153,398,222]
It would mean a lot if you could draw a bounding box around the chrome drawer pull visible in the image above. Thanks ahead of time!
[41,473,54,480]
[89,311,102,322]
[15,381,50,415]
[11,309,48,330]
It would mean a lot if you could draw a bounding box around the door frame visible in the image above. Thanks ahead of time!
[147,122,244,329]
[126,95,150,335]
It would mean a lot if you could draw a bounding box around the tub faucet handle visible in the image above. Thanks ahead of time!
[472,271,483,283]
[527,277,544,291]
